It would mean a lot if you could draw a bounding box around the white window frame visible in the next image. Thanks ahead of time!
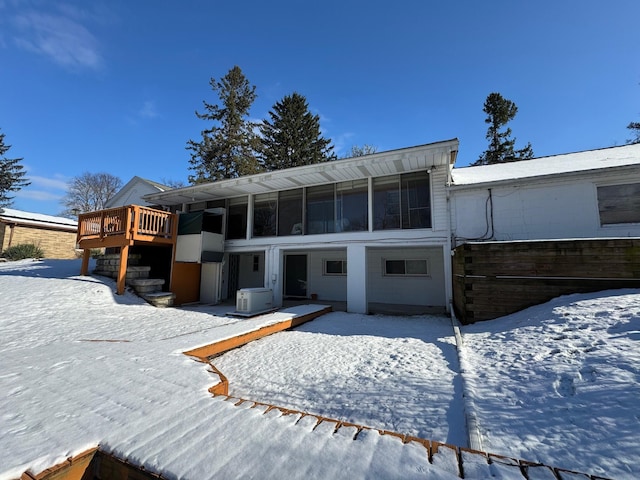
[323,259,347,276]
[383,258,429,277]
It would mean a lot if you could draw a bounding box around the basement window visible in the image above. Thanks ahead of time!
[324,259,347,275]
[597,183,640,225]
[384,259,429,276]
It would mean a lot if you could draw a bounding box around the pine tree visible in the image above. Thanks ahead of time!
[0,130,30,208]
[627,121,640,144]
[187,66,261,183]
[473,92,534,166]
[259,92,336,171]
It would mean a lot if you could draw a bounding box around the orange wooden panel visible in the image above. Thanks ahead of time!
[171,262,201,305]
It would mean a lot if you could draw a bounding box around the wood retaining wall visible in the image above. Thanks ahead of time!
[452,238,640,323]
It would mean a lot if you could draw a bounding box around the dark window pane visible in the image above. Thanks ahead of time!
[337,180,368,232]
[227,198,247,239]
[373,176,400,230]
[325,260,345,275]
[278,189,303,236]
[253,193,277,237]
[402,172,431,229]
[385,260,405,275]
[307,184,335,234]
[406,259,428,275]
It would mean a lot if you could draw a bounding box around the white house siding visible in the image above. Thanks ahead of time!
[106,177,168,208]
[306,249,347,302]
[430,166,450,233]
[237,252,265,289]
[366,246,446,311]
[451,170,640,244]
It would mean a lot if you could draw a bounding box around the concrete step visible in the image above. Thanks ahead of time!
[142,292,175,308]
[95,253,142,267]
[129,278,165,294]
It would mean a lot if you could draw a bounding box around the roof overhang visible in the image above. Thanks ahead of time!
[145,139,459,206]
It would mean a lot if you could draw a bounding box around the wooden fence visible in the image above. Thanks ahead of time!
[452,238,640,323]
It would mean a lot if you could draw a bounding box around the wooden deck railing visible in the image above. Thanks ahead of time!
[77,205,176,248]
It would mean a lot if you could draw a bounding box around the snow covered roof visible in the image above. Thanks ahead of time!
[145,139,459,206]
[0,208,77,231]
[451,143,640,187]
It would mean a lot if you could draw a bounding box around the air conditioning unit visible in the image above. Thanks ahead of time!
[235,288,273,316]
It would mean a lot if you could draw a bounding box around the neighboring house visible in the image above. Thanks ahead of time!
[105,176,171,209]
[144,139,460,314]
[449,143,640,245]
[0,208,78,259]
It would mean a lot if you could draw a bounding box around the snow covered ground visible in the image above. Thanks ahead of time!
[1,259,638,479]
[214,291,640,478]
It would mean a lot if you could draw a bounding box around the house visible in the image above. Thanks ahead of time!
[105,176,171,209]
[143,139,460,314]
[76,141,640,316]
[449,143,640,245]
[448,143,640,322]
[0,208,77,259]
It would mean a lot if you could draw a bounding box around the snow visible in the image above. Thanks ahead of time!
[451,143,640,186]
[1,259,638,479]
[0,207,77,230]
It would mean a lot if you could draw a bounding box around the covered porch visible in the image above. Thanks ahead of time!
[76,205,177,294]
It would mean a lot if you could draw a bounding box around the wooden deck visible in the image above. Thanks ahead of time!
[76,205,177,294]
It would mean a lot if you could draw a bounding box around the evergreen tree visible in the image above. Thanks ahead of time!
[187,66,261,183]
[627,121,640,144]
[473,92,534,166]
[259,92,336,171]
[0,130,29,208]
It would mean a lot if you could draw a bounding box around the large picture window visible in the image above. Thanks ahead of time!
[336,180,368,232]
[373,172,431,230]
[253,193,277,237]
[226,197,248,240]
[597,183,640,225]
[306,184,335,235]
[278,189,303,235]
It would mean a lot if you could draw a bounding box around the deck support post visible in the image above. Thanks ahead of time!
[81,249,91,275]
[116,244,130,295]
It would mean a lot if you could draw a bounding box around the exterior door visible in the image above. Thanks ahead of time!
[228,254,240,300]
[284,254,307,298]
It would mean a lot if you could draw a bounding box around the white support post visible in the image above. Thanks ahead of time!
[346,244,367,313]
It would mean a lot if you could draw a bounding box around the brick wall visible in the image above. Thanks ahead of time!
[1,223,78,259]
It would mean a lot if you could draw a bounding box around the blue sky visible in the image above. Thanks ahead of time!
[1,0,639,215]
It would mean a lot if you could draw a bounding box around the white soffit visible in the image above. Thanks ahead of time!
[146,139,458,205]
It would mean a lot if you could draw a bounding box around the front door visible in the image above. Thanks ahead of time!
[284,254,307,298]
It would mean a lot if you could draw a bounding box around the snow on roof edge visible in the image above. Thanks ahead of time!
[0,208,77,229]
[452,143,640,186]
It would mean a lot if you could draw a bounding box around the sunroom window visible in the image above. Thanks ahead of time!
[278,189,303,236]
[253,192,278,237]
[226,197,248,240]
[373,171,431,230]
